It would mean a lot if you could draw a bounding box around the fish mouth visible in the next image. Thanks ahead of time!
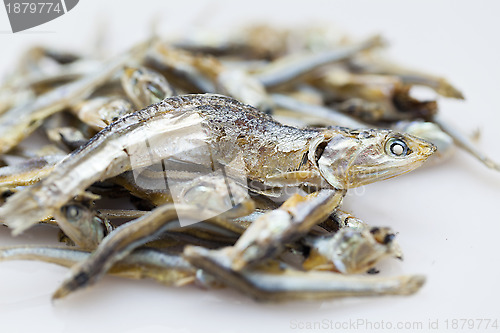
[407,133,437,157]
[420,142,437,157]
[348,151,434,187]
[348,166,410,186]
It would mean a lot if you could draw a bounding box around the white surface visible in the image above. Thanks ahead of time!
[1,1,500,333]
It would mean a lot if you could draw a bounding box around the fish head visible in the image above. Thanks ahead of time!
[317,128,436,189]
[304,226,403,274]
[57,201,107,250]
[393,120,454,159]
[121,66,174,108]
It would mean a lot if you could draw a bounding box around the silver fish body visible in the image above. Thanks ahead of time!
[0,94,435,235]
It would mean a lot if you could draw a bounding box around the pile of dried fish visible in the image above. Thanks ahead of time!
[0,24,497,302]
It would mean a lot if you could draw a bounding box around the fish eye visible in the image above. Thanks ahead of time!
[385,138,409,157]
[383,233,396,244]
[146,83,166,102]
[63,204,82,221]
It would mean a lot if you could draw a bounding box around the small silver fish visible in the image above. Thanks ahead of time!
[0,95,435,235]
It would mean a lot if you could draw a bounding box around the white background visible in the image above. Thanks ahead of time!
[1,1,500,333]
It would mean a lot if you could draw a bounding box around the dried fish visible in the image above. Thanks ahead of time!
[148,44,272,112]
[1,21,486,304]
[0,154,63,187]
[223,190,345,271]
[272,93,456,164]
[51,171,253,298]
[54,198,111,251]
[184,245,425,302]
[348,54,464,99]
[120,66,175,109]
[254,36,383,88]
[0,246,197,287]
[303,226,402,273]
[0,94,435,235]
[51,204,242,299]
[0,41,150,154]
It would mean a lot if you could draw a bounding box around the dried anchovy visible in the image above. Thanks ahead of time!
[1,22,494,303]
